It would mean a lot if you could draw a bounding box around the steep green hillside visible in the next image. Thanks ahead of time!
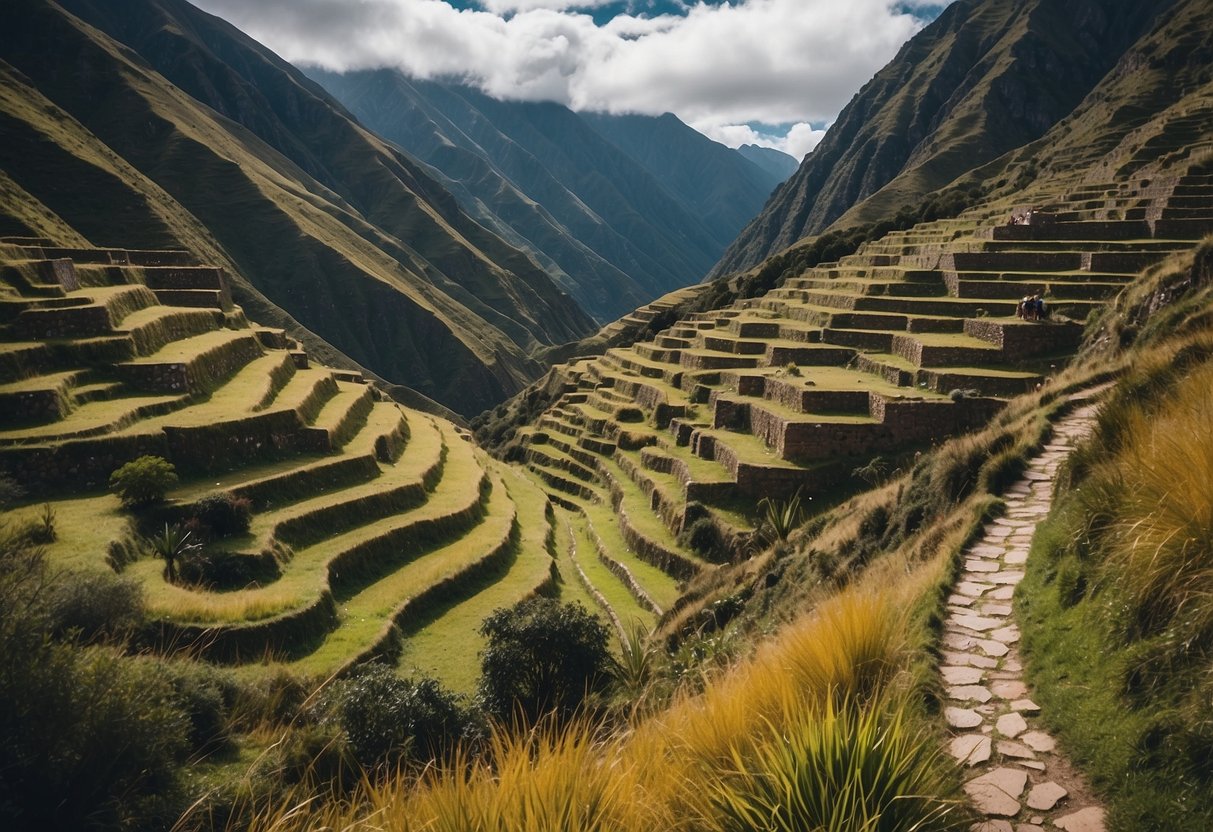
[0,0,595,416]
[711,0,1176,278]
[308,70,780,322]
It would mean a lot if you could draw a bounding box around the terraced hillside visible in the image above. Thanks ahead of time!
[506,114,1213,625]
[0,242,585,690]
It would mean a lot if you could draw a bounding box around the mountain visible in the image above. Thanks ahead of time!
[710,0,1177,278]
[0,0,596,416]
[736,144,799,183]
[308,69,781,322]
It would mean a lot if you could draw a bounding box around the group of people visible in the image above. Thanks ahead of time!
[1006,207,1055,227]
[1017,294,1049,321]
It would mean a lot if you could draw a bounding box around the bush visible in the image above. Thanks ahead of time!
[615,406,644,423]
[178,549,280,591]
[0,471,25,508]
[109,455,178,509]
[684,516,726,560]
[47,571,144,645]
[0,529,190,830]
[325,664,479,770]
[477,598,611,724]
[191,492,252,538]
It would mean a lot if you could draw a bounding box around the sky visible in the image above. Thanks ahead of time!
[194,0,951,160]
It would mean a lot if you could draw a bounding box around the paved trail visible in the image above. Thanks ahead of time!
[940,392,1107,832]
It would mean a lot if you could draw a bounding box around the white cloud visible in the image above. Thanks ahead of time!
[194,0,932,146]
[693,120,828,160]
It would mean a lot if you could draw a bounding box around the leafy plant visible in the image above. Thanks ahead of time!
[477,598,612,724]
[190,492,253,538]
[147,523,200,585]
[706,695,961,832]
[324,664,479,770]
[109,455,178,509]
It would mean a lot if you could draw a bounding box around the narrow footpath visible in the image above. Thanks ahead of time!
[940,392,1107,832]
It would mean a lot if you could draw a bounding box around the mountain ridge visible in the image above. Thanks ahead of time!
[710,0,1177,279]
[0,0,598,416]
[310,68,783,322]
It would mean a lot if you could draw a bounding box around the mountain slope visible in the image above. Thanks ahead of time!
[736,144,799,183]
[711,0,1176,278]
[0,0,595,415]
[309,69,780,322]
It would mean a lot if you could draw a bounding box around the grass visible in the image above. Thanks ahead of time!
[1017,336,1213,830]
[220,574,966,832]
[129,421,484,624]
[279,471,519,679]
[561,508,658,628]
[395,464,555,693]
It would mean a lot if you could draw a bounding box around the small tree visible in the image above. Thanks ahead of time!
[477,598,611,724]
[109,456,178,509]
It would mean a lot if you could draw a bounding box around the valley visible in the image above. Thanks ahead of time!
[1,0,1212,829]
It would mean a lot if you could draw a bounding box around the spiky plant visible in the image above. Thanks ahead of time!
[757,490,807,546]
[147,523,200,584]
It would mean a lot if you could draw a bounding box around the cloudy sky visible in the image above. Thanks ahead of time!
[193,0,951,160]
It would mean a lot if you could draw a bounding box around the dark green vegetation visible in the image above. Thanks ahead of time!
[0,0,598,416]
[477,597,612,724]
[310,70,788,323]
[712,0,1185,277]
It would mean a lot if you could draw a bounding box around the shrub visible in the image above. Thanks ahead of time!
[109,455,178,509]
[326,664,479,770]
[0,471,25,508]
[178,549,280,590]
[147,523,200,584]
[24,503,55,544]
[615,406,644,423]
[477,598,611,724]
[191,492,253,538]
[757,491,807,545]
[0,529,190,830]
[685,516,725,560]
[47,571,144,644]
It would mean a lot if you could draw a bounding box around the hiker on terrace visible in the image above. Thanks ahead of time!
[1034,294,1049,320]
[1017,295,1033,320]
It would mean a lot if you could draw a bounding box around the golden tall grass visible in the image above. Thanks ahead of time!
[220,583,963,832]
[1085,358,1213,644]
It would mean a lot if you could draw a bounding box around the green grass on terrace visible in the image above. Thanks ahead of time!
[596,455,709,571]
[547,509,604,618]
[236,411,442,547]
[0,392,183,441]
[118,327,255,366]
[395,464,555,693]
[578,497,683,612]
[126,421,483,625]
[280,470,518,680]
[556,506,656,632]
[165,403,409,503]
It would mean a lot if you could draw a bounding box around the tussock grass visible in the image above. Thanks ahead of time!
[1018,331,1213,829]
[215,576,964,832]
[1083,359,1213,643]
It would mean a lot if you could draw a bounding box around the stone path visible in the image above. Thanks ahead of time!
[941,393,1108,832]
